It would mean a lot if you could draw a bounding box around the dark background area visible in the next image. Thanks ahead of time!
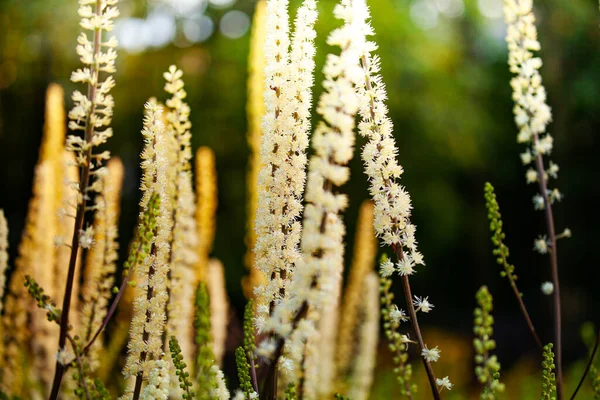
[1,0,599,396]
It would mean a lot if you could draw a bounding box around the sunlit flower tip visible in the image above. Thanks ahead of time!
[413,295,434,313]
[525,168,538,183]
[421,345,440,362]
[436,376,453,391]
[541,281,554,296]
[397,257,415,276]
[249,392,259,400]
[389,304,408,324]
[533,235,548,254]
[279,357,295,374]
[532,194,545,210]
[79,225,95,249]
[380,258,395,277]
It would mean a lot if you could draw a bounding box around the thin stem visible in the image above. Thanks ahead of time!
[393,246,441,400]
[82,259,136,356]
[570,328,600,400]
[533,133,563,400]
[249,356,259,394]
[49,4,103,398]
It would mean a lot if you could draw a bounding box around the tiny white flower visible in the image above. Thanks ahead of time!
[79,226,95,249]
[436,376,453,391]
[421,345,440,362]
[380,258,395,277]
[397,257,415,276]
[541,281,554,295]
[525,168,538,184]
[520,151,532,165]
[232,390,245,400]
[279,357,295,374]
[389,304,408,324]
[561,228,571,238]
[533,236,548,254]
[532,194,545,210]
[413,295,434,313]
[53,235,65,248]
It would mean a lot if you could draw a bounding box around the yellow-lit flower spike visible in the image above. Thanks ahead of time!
[162,66,200,381]
[195,146,217,283]
[0,82,69,392]
[261,0,369,358]
[124,102,175,382]
[0,210,6,371]
[0,210,8,314]
[347,272,380,400]
[79,157,124,369]
[40,84,66,164]
[253,0,318,333]
[243,0,268,299]
[21,163,60,393]
[336,201,376,377]
[207,259,229,366]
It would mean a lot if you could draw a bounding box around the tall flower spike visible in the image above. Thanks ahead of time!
[50,0,120,395]
[79,157,124,370]
[195,146,217,284]
[264,0,368,371]
[253,0,317,328]
[336,201,376,378]
[243,0,268,299]
[124,102,176,391]
[347,272,380,400]
[355,4,442,397]
[162,66,200,385]
[504,1,564,393]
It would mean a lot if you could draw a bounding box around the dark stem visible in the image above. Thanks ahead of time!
[570,328,600,400]
[533,133,563,400]
[393,246,441,400]
[260,303,309,400]
[49,4,103,398]
[507,277,543,350]
[249,356,259,394]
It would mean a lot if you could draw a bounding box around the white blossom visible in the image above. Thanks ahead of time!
[421,345,441,363]
[413,295,434,313]
[436,376,453,391]
[541,281,554,295]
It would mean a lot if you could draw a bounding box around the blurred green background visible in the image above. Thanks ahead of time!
[1,0,599,397]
